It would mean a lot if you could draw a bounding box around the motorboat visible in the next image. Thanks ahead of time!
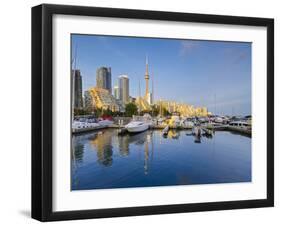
[214,117,224,123]
[98,119,114,127]
[125,121,149,133]
[125,114,152,133]
[72,120,100,130]
[229,121,251,128]
[183,120,194,128]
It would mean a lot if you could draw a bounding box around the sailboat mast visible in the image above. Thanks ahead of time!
[151,66,154,105]
[214,93,216,115]
[138,79,141,114]
[72,44,77,123]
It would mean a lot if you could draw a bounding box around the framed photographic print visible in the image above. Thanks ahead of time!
[32,4,274,221]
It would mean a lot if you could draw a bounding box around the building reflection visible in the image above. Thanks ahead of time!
[71,135,85,189]
[73,129,218,169]
[89,130,113,167]
[167,130,180,139]
[75,129,156,174]
[72,135,85,163]
[118,135,129,156]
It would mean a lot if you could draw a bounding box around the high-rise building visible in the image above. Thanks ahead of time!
[85,87,122,112]
[96,67,112,93]
[84,90,95,111]
[113,85,119,100]
[119,75,129,104]
[72,69,83,109]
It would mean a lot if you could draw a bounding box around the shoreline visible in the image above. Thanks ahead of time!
[72,124,251,137]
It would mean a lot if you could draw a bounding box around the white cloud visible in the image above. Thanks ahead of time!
[180,40,200,56]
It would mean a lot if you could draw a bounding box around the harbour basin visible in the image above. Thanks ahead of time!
[71,129,251,190]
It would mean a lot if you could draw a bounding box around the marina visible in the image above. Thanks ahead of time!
[72,115,252,136]
[70,34,252,191]
[71,115,252,190]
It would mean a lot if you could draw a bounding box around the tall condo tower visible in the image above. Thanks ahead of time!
[72,69,83,109]
[96,67,112,93]
[119,75,129,104]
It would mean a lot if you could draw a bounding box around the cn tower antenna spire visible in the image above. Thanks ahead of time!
[146,54,148,64]
[146,54,149,74]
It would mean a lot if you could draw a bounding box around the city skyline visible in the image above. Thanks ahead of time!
[71,34,251,115]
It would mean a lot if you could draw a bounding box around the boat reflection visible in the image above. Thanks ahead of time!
[194,135,201,143]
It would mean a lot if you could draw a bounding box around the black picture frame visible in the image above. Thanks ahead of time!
[32,3,274,222]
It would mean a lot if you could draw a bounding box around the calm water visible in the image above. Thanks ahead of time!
[71,129,251,190]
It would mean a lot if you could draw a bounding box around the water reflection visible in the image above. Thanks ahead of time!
[194,135,201,143]
[89,131,113,166]
[71,136,85,163]
[71,129,251,190]
[167,130,180,139]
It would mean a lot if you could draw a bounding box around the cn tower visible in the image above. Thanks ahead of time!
[145,55,149,98]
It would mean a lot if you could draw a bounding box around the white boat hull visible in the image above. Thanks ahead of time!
[98,120,113,126]
[126,123,149,133]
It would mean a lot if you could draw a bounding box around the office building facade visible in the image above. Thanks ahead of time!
[72,69,83,109]
[113,85,120,100]
[96,67,112,93]
[118,75,129,105]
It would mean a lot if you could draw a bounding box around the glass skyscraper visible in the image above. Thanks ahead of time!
[96,67,112,93]
[114,85,120,100]
[118,75,129,105]
[72,69,83,109]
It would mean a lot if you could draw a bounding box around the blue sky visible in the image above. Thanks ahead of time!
[71,34,251,115]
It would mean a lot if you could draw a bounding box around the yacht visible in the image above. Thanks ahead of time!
[125,121,149,133]
[98,119,114,127]
[72,120,100,130]
[229,120,250,128]
[125,115,151,133]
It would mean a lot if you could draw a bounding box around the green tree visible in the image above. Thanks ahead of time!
[74,108,91,116]
[151,105,159,117]
[163,108,171,117]
[94,108,102,118]
[125,103,138,117]
[102,108,114,117]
